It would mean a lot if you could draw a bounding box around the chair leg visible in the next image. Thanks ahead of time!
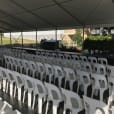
[18,88,22,102]
[45,102,49,114]
[10,83,13,97]
[32,96,36,110]
[53,105,58,114]
[28,92,32,108]
[38,97,43,114]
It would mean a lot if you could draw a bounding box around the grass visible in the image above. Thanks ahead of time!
[1,37,36,45]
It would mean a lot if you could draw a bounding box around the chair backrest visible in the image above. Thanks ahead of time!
[80,56,88,62]
[71,55,79,61]
[61,88,83,114]
[83,96,107,114]
[53,65,64,85]
[107,65,114,77]
[88,56,97,64]
[29,61,37,71]
[22,75,34,93]
[79,71,91,87]
[91,73,107,90]
[108,77,114,95]
[98,58,108,65]
[44,82,63,105]
[22,59,30,68]
[63,67,76,81]
[92,63,106,75]
[81,62,92,72]
[13,72,24,88]
[64,54,71,60]
[44,63,54,82]
[36,62,45,80]
[72,61,81,70]
[32,78,47,98]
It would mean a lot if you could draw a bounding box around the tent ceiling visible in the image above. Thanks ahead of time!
[0,0,114,32]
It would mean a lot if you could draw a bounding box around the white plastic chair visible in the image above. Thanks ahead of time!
[0,68,8,92]
[44,82,63,114]
[22,75,34,109]
[91,73,108,101]
[98,58,108,65]
[13,72,25,102]
[78,71,91,96]
[36,62,46,81]
[92,63,107,76]
[63,67,76,90]
[22,59,30,75]
[53,65,65,87]
[80,62,92,73]
[4,56,11,69]
[29,61,38,77]
[107,65,114,77]
[6,70,16,97]
[80,56,88,62]
[83,96,109,114]
[88,56,97,65]
[32,79,47,114]
[71,55,79,61]
[108,77,114,96]
[61,88,84,114]
[44,63,54,83]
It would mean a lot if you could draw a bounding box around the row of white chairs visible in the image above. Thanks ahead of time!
[4,55,112,78]
[0,67,112,114]
[4,56,114,104]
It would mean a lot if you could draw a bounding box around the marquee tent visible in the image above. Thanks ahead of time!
[0,0,114,32]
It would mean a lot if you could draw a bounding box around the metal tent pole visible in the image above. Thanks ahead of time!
[0,33,2,45]
[82,27,85,50]
[21,31,23,48]
[55,29,58,50]
[55,29,58,41]
[36,30,38,49]
[10,32,12,48]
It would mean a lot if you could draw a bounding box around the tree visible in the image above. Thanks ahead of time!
[71,29,83,47]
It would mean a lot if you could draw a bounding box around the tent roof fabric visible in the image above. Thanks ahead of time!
[0,0,114,32]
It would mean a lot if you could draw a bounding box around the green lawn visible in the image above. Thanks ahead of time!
[1,37,36,45]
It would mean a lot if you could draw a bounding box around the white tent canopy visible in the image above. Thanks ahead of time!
[0,0,114,32]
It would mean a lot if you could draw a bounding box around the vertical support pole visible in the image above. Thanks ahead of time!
[36,29,38,49]
[82,27,85,50]
[55,29,58,41]
[21,31,23,48]
[10,32,12,48]
[55,28,58,50]
[0,33,2,45]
